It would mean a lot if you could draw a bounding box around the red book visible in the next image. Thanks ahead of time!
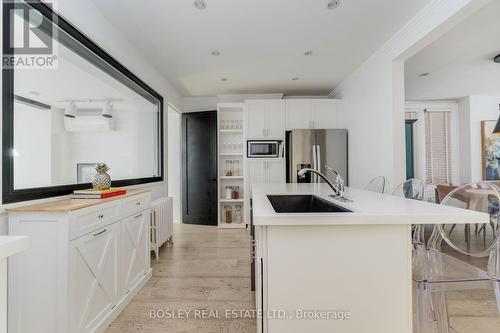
[71,189,127,199]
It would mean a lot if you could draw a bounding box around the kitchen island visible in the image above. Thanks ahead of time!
[251,183,488,333]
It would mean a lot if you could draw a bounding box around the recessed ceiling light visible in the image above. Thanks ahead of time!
[419,72,430,77]
[326,0,340,10]
[304,50,313,56]
[292,77,300,81]
[211,51,220,56]
[194,0,207,10]
[221,78,228,82]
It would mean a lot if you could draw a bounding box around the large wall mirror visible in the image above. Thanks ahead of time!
[2,1,164,203]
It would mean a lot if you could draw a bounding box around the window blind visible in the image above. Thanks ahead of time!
[424,110,451,184]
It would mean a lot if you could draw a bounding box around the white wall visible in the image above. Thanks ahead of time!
[330,0,491,190]
[183,96,218,113]
[459,96,500,182]
[458,97,472,182]
[0,1,183,233]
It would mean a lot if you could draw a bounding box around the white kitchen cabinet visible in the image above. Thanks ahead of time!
[246,101,268,138]
[70,222,120,333]
[246,159,285,192]
[245,100,284,139]
[245,159,284,225]
[7,190,152,333]
[247,160,267,192]
[266,160,285,183]
[285,100,313,129]
[267,101,285,138]
[312,100,339,129]
[285,99,338,130]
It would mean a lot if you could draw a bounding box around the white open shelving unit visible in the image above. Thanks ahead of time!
[217,103,247,229]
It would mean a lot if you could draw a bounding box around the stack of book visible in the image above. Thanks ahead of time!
[71,188,127,199]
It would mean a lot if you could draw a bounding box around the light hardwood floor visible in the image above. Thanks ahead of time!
[105,223,256,333]
[105,223,500,333]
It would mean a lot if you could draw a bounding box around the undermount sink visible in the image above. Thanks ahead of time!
[267,195,353,213]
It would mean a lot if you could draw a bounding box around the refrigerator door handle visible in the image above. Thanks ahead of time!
[312,145,318,183]
[312,145,317,172]
[316,145,321,173]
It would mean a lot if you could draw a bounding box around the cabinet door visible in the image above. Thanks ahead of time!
[285,100,313,130]
[267,100,285,139]
[311,100,338,129]
[70,223,120,333]
[246,101,268,138]
[121,211,150,295]
[247,160,267,193]
[255,229,264,333]
[266,160,285,183]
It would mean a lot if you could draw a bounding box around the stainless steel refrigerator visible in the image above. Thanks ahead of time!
[286,129,348,184]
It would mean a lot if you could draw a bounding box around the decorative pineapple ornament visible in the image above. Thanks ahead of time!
[92,163,111,190]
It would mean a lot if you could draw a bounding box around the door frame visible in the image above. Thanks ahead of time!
[181,111,218,225]
[167,104,182,224]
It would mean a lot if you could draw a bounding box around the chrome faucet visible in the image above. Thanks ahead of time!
[297,167,351,202]
[324,166,345,197]
[297,168,342,197]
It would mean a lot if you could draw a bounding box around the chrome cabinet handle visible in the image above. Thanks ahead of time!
[135,202,141,206]
[93,229,107,237]
[98,214,104,219]
[134,213,143,218]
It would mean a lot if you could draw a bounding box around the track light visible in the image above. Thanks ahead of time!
[65,102,77,118]
[102,102,113,118]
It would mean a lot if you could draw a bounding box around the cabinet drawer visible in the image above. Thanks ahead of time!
[70,202,120,240]
[121,193,150,217]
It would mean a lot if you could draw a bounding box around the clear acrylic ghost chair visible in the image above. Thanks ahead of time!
[413,182,500,333]
[392,178,425,201]
[392,178,426,244]
[364,176,387,193]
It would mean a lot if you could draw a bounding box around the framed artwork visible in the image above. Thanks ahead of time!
[76,163,100,183]
[481,121,500,180]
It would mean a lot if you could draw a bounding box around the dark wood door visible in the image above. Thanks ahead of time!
[182,111,218,225]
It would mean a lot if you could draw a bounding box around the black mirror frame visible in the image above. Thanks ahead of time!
[2,0,164,204]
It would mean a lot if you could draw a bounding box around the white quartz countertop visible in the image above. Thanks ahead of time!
[0,236,29,259]
[252,183,489,226]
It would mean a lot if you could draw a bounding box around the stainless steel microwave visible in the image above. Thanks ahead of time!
[247,140,282,158]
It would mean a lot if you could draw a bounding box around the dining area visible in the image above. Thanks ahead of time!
[364,176,500,333]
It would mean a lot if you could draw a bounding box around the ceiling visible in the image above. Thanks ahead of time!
[90,0,432,97]
[405,0,500,100]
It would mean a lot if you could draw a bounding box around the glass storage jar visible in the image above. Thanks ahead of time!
[234,205,242,224]
[233,160,240,176]
[225,160,233,176]
[225,186,233,199]
[224,205,233,223]
[232,186,240,199]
